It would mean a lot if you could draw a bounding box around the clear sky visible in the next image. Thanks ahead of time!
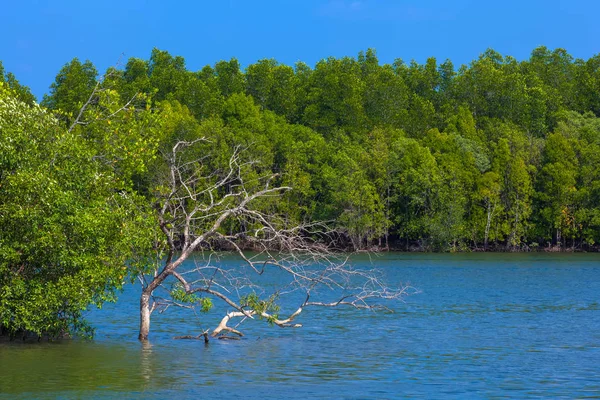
[1,0,599,101]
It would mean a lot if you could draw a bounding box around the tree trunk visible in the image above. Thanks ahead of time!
[139,291,151,341]
[385,184,390,251]
[484,200,492,251]
[509,198,521,250]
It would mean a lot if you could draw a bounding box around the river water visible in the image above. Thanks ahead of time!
[1,253,599,398]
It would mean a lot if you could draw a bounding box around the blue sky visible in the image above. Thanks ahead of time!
[1,0,599,100]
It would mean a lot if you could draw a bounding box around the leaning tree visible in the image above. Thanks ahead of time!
[137,137,414,341]
[32,58,414,341]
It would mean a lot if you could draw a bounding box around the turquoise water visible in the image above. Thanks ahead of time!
[1,253,600,398]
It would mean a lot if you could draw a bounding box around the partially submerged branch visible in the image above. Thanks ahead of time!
[174,330,209,343]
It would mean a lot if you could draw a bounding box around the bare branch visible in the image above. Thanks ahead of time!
[137,144,414,341]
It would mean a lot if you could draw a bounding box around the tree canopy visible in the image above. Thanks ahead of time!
[0,82,156,337]
[2,45,600,337]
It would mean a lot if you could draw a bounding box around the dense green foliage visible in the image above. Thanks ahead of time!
[0,82,157,338]
[69,46,596,252]
[1,46,600,336]
[0,61,36,106]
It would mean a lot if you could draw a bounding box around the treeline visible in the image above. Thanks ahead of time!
[4,46,600,251]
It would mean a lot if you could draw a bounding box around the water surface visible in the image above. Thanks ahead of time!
[1,253,599,398]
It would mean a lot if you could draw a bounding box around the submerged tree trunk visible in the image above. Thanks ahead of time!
[139,291,151,341]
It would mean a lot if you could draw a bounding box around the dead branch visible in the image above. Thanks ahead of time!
[137,142,415,341]
[68,65,135,133]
